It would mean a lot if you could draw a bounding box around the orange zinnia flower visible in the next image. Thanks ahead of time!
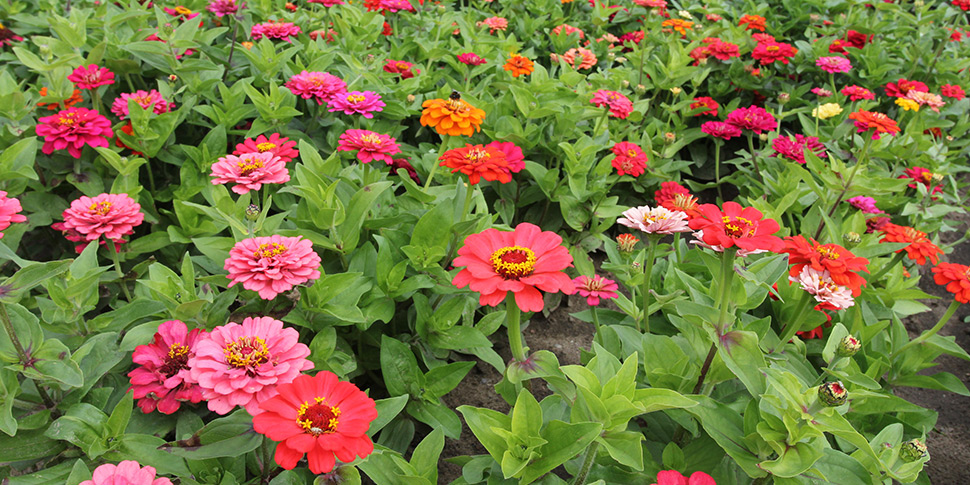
[438,144,511,184]
[932,263,970,303]
[738,14,766,32]
[848,110,900,140]
[504,54,534,77]
[420,92,486,137]
[879,223,942,266]
[661,19,693,35]
[37,87,84,111]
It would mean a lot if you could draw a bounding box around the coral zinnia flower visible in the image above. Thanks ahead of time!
[504,54,535,77]
[848,110,899,139]
[906,91,945,112]
[457,53,487,65]
[752,41,798,65]
[188,316,313,415]
[690,97,719,117]
[738,14,766,31]
[726,106,776,134]
[285,71,347,105]
[841,85,875,101]
[561,47,597,69]
[791,267,855,310]
[81,461,172,485]
[452,223,576,312]
[211,152,289,194]
[688,201,784,253]
[225,235,322,300]
[884,78,928,98]
[383,59,418,77]
[337,129,401,164]
[61,193,144,243]
[701,121,741,140]
[573,275,619,306]
[233,133,300,163]
[111,90,174,119]
[617,205,691,234]
[771,134,826,164]
[610,142,648,177]
[878,223,942,266]
[651,470,716,485]
[590,90,634,119]
[253,372,377,474]
[128,320,207,414]
[0,191,25,239]
[932,263,970,303]
[654,181,700,219]
[251,20,302,41]
[68,65,115,90]
[478,17,508,33]
[206,0,241,17]
[420,93,486,137]
[327,91,385,118]
[439,144,511,184]
[816,56,851,74]
[487,141,524,173]
[783,235,869,296]
[551,23,585,39]
[36,107,113,158]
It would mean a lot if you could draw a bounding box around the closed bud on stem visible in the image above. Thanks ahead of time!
[168,74,178,82]
[634,84,646,94]
[607,52,616,61]
[759,133,769,142]
[437,4,446,13]
[617,233,639,253]
[899,438,928,462]
[615,56,627,63]
[843,231,861,246]
[664,132,676,144]
[621,80,630,88]
[670,87,682,95]
[246,204,260,221]
[818,381,848,406]
[837,335,861,357]
[406,94,416,103]
[631,261,642,271]
[779,93,790,104]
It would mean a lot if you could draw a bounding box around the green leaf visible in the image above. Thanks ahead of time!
[0,368,19,436]
[369,395,408,437]
[337,181,392,252]
[1,260,73,303]
[520,420,602,484]
[458,405,512,465]
[424,361,474,400]
[718,330,767,396]
[28,339,84,388]
[406,400,461,440]
[759,439,825,477]
[633,388,698,414]
[410,428,444,483]
[602,430,645,470]
[685,396,766,478]
[0,427,65,462]
[0,137,39,181]
[104,391,133,438]
[380,335,424,397]
[808,448,872,485]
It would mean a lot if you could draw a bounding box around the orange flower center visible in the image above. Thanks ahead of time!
[346,94,366,103]
[256,142,277,152]
[253,242,287,259]
[920,172,933,183]
[224,336,270,369]
[721,216,756,238]
[816,246,841,260]
[175,6,192,15]
[626,149,638,157]
[88,201,112,215]
[464,147,491,163]
[766,45,779,52]
[297,397,341,435]
[446,98,466,111]
[396,62,410,70]
[490,246,537,280]
[159,343,190,377]
[237,157,264,175]
[671,193,697,212]
[132,95,153,106]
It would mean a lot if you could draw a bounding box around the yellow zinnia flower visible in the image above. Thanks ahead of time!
[895,98,920,112]
[812,103,843,120]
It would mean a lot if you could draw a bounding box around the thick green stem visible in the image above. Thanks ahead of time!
[870,251,907,283]
[641,236,658,333]
[813,135,873,241]
[572,440,600,485]
[108,238,133,302]
[716,248,737,333]
[746,133,765,191]
[714,140,723,203]
[423,135,451,189]
[590,305,600,331]
[892,300,961,359]
[506,293,527,363]
[592,109,610,137]
[0,303,56,409]
[772,290,816,353]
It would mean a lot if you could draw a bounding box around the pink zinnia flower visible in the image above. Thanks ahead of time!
[590,90,634,119]
[816,56,852,73]
[285,71,347,105]
[337,129,401,164]
[128,320,207,415]
[486,141,525,173]
[771,134,826,164]
[726,106,776,134]
[233,133,299,163]
[36,107,113,158]
[478,17,508,34]
[187,316,313,415]
[452,223,576,312]
[210,152,290,194]
[67,65,115,90]
[224,235,322,300]
[561,47,597,69]
[206,0,241,17]
[81,461,172,485]
[841,85,875,101]
[941,84,965,100]
[791,267,855,310]
[307,0,343,5]
[551,23,585,39]
[573,275,619,306]
[811,87,833,98]
[611,142,648,177]
[110,90,174,119]
[327,91,385,118]
[251,20,302,42]
[457,53,487,66]
[906,91,945,112]
[617,205,691,234]
[708,41,740,60]
[701,121,741,140]
[0,191,26,239]
[379,0,415,12]
[164,6,201,21]
[60,193,144,243]
[846,196,883,214]
[651,470,716,485]
[751,41,798,65]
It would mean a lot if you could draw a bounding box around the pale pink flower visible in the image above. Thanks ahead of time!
[224,235,322,300]
[81,461,172,485]
[61,193,144,243]
[337,129,401,164]
[67,65,115,90]
[590,90,634,119]
[187,316,313,415]
[36,107,114,158]
[478,17,508,33]
[128,320,207,415]
[210,152,289,194]
[561,47,597,69]
[251,20,302,42]
[457,53,487,65]
[111,90,174,119]
[285,71,347,105]
[811,87,833,97]
[816,56,852,74]
[906,91,945,112]
[617,205,691,234]
[206,0,241,17]
[846,196,883,214]
[0,191,26,239]
[573,275,619,306]
[326,91,385,118]
[791,267,855,310]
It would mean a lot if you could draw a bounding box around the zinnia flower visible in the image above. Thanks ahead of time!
[0,22,23,48]
[816,56,852,73]
[0,191,25,239]
[783,235,869,296]
[845,30,872,48]
[738,14,766,31]
[478,17,508,33]
[688,201,784,253]
[253,371,377,474]
[36,87,83,111]
[81,461,172,485]
[879,223,942,266]
[561,47,597,69]
[327,91,385,118]
[309,29,337,43]
[932,263,970,303]
[36,107,113,158]
[551,23,585,39]
[164,6,200,21]
[841,85,875,101]
[233,133,299,163]
[846,196,883,214]
[573,275,619,306]
[285,71,347,105]
[452,223,576,312]
[791,267,855,310]
[941,84,965,100]
[486,141,525,173]
[188,316,313,415]
[225,235,322,300]
[726,106,776,133]
[439,144,511,184]
[206,0,241,17]
[128,320,207,414]
[504,54,535,77]
[457,53,487,65]
[654,181,700,218]
[811,87,833,98]
[812,103,843,119]
[885,78,928,98]
[308,0,344,4]
[617,205,691,234]
[906,91,945,112]
[690,97,719,117]
[60,193,144,244]
[900,166,943,195]
[707,40,740,60]
[68,65,115,90]
[590,90,634,119]
[651,470,716,485]
[337,129,401,164]
[752,41,798,65]
[420,93,486,137]
[848,110,900,139]
[701,121,741,140]
[251,20,302,42]
[771,134,826,164]
[210,152,289,194]
[610,142,648,177]
[383,59,418,78]
[111,90,174,119]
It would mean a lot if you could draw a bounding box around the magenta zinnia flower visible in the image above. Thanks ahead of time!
[81,461,172,485]
[307,0,343,4]
[187,316,313,415]
[0,191,26,239]
[337,129,401,164]
[251,20,302,42]
[617,205,691,234]
[111,90,174,119]
[60,193,144,244]
[458,53,487,65]
[164,6,201,21]
[327,91,385,118]
[701,121,741,140]
[486,141,525,173]
[210,152,290,194]
[285,71,347,105]
[846,195,883,214]
[771,134,826,164]
[128,320,207,414]
[726,106,776,134]
[36,107,113,158]
[816,56,852,73]
[224,235,322,300]
[573,275,619,306]
[590,90,634,119]
[206,0,241,16]
[233,133,299,163]
[67,65,115,90]
[380,0,416,12]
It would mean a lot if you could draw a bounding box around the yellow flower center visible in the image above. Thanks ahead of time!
[347,94,366,103]
[465,147,491,163]
[626,149,638,157]
[816,246,841,260]
[57,111,80,127]
[159,342,190,377]
[396,62,410,70]
[446,98,466,111]
[721,216,756,238]
[253,242,287,259]
[237,157,264,175]
[490,246,537,280]
[224,336,270,369]
[297,397,341,435]
[88,201,112,215]
[168,343,189,359]
[175,6,193,15]
[360,133,381,144]
[766,45,780,52]
[256,142,277,152]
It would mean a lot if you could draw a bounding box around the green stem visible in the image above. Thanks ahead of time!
[716,248,737,333]
[814,100,821,137]
[108,238,133,302]
[592,109,609,137]
[223,15,239,83]
[772,290,816,353]
[506,293,527,363]
[92,88,103,115]
[572,440,600,485]
[714,140,723,203]
[746,133,765,192]
[423,135,451,189]
[0,303,56,409]
[870,251,907,283]
[892,300,961,359]
[813,135,873,240]
[590,305,600,332]
[829,72,838,104]
[812,356,845,387]
[641,236,658,333]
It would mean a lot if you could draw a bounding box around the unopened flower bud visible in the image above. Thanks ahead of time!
[631,261,641,270]
[607,52,616,61]
[931,172,944,184]
[621,80,630,88]
[678,10,692,19]
[837,335,861,357]
[246,204,260,221]
[759,133,769,142]
[778,93,790,104]
[615,56,627,63]
[670,87,682,95]
[39,44,52,59]
[664,132,676,144]
[617,233,639,253]
[914,0,924,7]
[437,4,446,13]
[406,94,416,103]
[946,135,954,141]
[818,381,848,407]
[809,14,820,22]
[168,74,178,82]
[899,439,928,462]
[843,231,861,246]
[634,84,646,94]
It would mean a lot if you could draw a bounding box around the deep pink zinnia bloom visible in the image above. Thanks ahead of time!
[816,56,852,73]
[224,235,322,300]
[111,90,174,119]
[771,134,826,164]
[67,65,115,90]
[457,53,487,65]
[285,71,347,105]
[651,469,716,485]
[726,106,776,134]
[486,141,525,173]
[128,320,207,415]
[701,121,741,140]
[573,275,619,306]
[251,20,302,42]
[708,41,740,60]
[611,141,648,177]
[337,129,401,164]
[380,0,415,12]
[36,107,113,158]
[0,191,26,239]
[210,152,290,194]
[841,85,875,101]
[187,316,313,415]
[590,90,634,119]
[327,91,385,118]
[941,84,965,100]
[307,0,343,4]
[80,461,172,485]
[60,193,144,243]
[452,223,576,312]
[233,133,299,163]
[206,0,241,17]
[846,196,883,214]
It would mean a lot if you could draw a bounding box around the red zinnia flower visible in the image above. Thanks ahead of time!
[932,263,970,303]
[651,470,717,485]
[233,133,300,163]
[690,97,718,117]
[688,201,784,253]
[847,110,900,139]
[36,107,114,158]
[752,41,798,65]
[845,30,872,49]
[452,223,576,312]
[941,84,965,100]
[439,144,511,184]
[783,235,869,296]
[708,41,740,60]
[610,142,648,177]
[884,78,928,98]
[879,223,942,266]
[383,59,418,78]
[128,320,207,414]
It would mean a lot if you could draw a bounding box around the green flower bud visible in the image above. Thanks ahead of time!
[818,381,848,407]
[843,231,861,247]
[899,438,928,462]
[246,204,260,222]
[837,335,861,357]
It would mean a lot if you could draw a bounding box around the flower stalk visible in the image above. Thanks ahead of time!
[572,440,600,485]
[814,135,874,240]
[892,300,961,359]
[772,290,816,353]
[505,293,527,363]
[108,238,133,302]
[423,135,452,189]
[640,235,659,333]
[870,251,907,282]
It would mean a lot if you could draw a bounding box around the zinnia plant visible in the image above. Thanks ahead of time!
[128,320,207,414]
[224,235,322,300]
